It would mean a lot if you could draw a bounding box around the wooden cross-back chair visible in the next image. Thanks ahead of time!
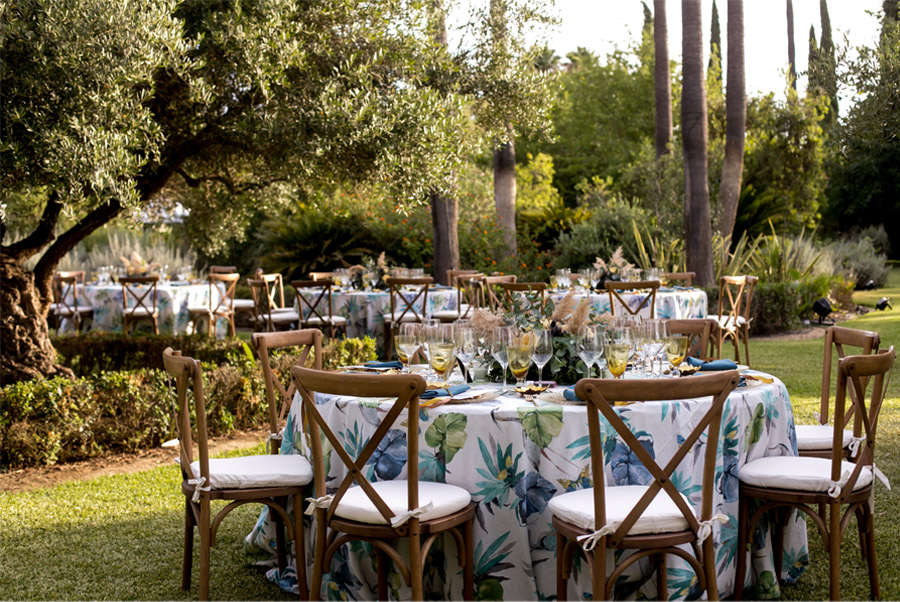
[382,276,432,359]
[552,371,740,601]
[51,271,93,332]
[481,274,517,311]
[120,275,159,335]
[665,318,716,361]
[433,273,485,323]
[208,265,236,274]
[291,279,347,338]
[252,329,322,455]
[291,367,475,601]
[162,348,312,600]
[664,272,696,287]
[796,325,881,459]
[604,280,660,319]
[308,271,335,282]
[445,269,480,287]
[248,274,300,332]
[500,282,548,312]
[189,273,239,337]
[709,275,758,366]
[735,348,894,601]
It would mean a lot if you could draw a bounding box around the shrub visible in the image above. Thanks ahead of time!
[552,199,649,270]
[828,236,890,289]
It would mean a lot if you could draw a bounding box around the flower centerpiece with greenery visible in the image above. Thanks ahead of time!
[592,246,633,288]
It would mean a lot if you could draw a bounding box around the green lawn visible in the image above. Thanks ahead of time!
[3,273,900,600]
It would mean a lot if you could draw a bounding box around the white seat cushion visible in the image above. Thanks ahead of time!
[708,314,747,327]
[54,305,93,316]
[231,299,256,310]
[125,306,156,316]
[739,456,873,493]
[548,485,691,535]
[795,424,853,450]
[190,454,313,490]
[258,311,301,323]
[334,480,471,525]
[382,311,422,323]
[304,315,348,325]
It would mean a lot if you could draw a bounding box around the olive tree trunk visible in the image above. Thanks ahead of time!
[493,134,518,256]
[681,0,715,286]
[430,190,460,285]
[718,0,746,240]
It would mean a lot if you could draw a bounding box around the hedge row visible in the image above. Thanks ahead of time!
[1,334,376,470]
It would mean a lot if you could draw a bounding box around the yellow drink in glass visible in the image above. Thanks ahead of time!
[665,335,689,371]
[507,344,533,384]
[429,342,456,379]
[606,343,631,379]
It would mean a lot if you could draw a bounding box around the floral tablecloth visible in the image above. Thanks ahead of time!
[59,282,215,335]
[549,287,708,320]
[294,288,458,349]
[246,372,806,600]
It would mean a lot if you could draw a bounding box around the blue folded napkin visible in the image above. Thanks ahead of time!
[432,284,452,290]
[364,360,404,369]
[420,384,470,400]
[673,285,693,291]
[563,386,583,401]
[686,357,738,371]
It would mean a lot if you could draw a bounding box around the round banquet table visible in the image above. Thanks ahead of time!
[58,282,217,335]
[548,286,708,320]
[246,371,807,600]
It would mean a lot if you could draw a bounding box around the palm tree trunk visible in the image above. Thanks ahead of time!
[787,0,797,89]
[654,0,673,157]
[718,0,746,241]
[681,0,715,286]
[494,132,518,256]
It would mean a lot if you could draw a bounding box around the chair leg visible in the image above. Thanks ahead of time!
[291,495,309,600]
[274,499,288,574]
[376,548,389,601]
[742,326,751,368]
[309,508,326,601]
[828,500,841,601]
[864,501,880,599]
[654,553,667,601]
[409,522,424,601]
[199,501,211,601]
[734,489,749,600]
[856,505,869,561]
[182,498,195,591]
[772,508,786,582]
[556,532,568,601]
[704,535,719,601]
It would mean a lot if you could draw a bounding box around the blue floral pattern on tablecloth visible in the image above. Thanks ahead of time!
[58,283,215,335]
[245,372,807,600]
[549,288,708,320]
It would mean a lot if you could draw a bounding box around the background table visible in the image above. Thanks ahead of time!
[59,282,215,335]
[549,287,708,320]
[246,372,806,600]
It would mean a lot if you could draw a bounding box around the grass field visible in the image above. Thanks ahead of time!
[3,272,900,600]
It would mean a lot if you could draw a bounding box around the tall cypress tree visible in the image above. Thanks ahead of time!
[807,25,821,97]
[819,0,839,123]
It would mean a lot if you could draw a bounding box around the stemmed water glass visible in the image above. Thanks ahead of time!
[663,322,689,376]
[491,326,512,392]
[420,318,441,380]
[644,319,667,377]
[456,325,477,383]
[577,325,602,378]
[532,328,553,385]
[396,323,421,374]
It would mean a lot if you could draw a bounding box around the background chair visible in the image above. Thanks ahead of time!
[162,348,312,600]
[432,273,485,323]
[291,367,475,601]
[248,275,300,332]
[51,271,94,332]
[206,266,256,320]
[208,265,236,274]
[382,276,432,359]
[552,371,740,601]
[735,348,894,601]
[481,274,517,311]
[309,271,335,281]
[708,275,758,366]
[252,329,322,454]
[445,269,480,287]
[665,318,716,361]
[120,275,159,335]
[291,279,347,338]
[189,273,239,337]
[664,272,696,287]
[604,280,660,318]
[796,326,880,459]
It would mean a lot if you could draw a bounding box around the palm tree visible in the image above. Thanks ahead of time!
[534,45,561,73]
[654,0,673,157]
[787,0,797,89]
[681,0,715,285]
[718,0,746,241]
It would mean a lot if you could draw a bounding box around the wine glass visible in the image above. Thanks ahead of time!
[396,323,421,374]
[631,322,648,377]
[421,318,441,380]
[506,329,534,389]
[532,328,553,385]
[429,323,457,383]
[606,336,631,379]
[491,326,512,392]
[577,325,601,378]
[665,334,689,377]
[589,269,600,292]
[456,325,477,383]
[644,319,667,377]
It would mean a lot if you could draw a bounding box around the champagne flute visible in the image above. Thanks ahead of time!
[577,325,601,378]
[456,325,477,383]
[396,323,421,374]
[421,318,440,380]
[491,326,512,392]
[507,329,534,389]
[532,328,553,386]
[665,334,689,376]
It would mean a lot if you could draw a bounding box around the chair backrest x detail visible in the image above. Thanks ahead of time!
[292,367,427,534]
[665,318,716,361]
[605,280,660,318]
[387,277,432,324]
[120,276,159,315]
[665,272,696,287]
[820,325,880,430]
[252,329,323,454]
[208,273,239,316]
[482,275,517,311]
[292,279,335,326]
[574,371,739,548]
[209,265,237,274]
[53,271,86,317]
[248,274,286,331]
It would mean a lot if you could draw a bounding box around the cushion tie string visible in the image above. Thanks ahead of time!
[305,495,334,515]
[697,514,729,543]
[187,476,211,503]
[812,411,821,423]
[390,501,434,527]
[848,436,864,459]
[828,470,852,498]
[576,522,620,552]
[873,465,891,491]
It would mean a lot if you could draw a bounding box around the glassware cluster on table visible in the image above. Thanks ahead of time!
[549,266,667,292]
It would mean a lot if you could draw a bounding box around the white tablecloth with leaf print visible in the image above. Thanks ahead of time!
[549,287,708,320]
[294,287,458,349]
[59,283,213,335]
[245,372,807,600]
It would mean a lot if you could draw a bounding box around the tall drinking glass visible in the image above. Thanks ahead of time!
[429,323,457,382]
[532,328,553,385]
[577,326,602,378]
[491,326,512,392]
[456,326,477,383]
[396,323,421,374]
[644,319,667,377]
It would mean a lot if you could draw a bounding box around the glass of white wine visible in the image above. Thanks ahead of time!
[665,334,689,377]
[506,330,534,389]
[396,323,421,374]
[429,323,457,383]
